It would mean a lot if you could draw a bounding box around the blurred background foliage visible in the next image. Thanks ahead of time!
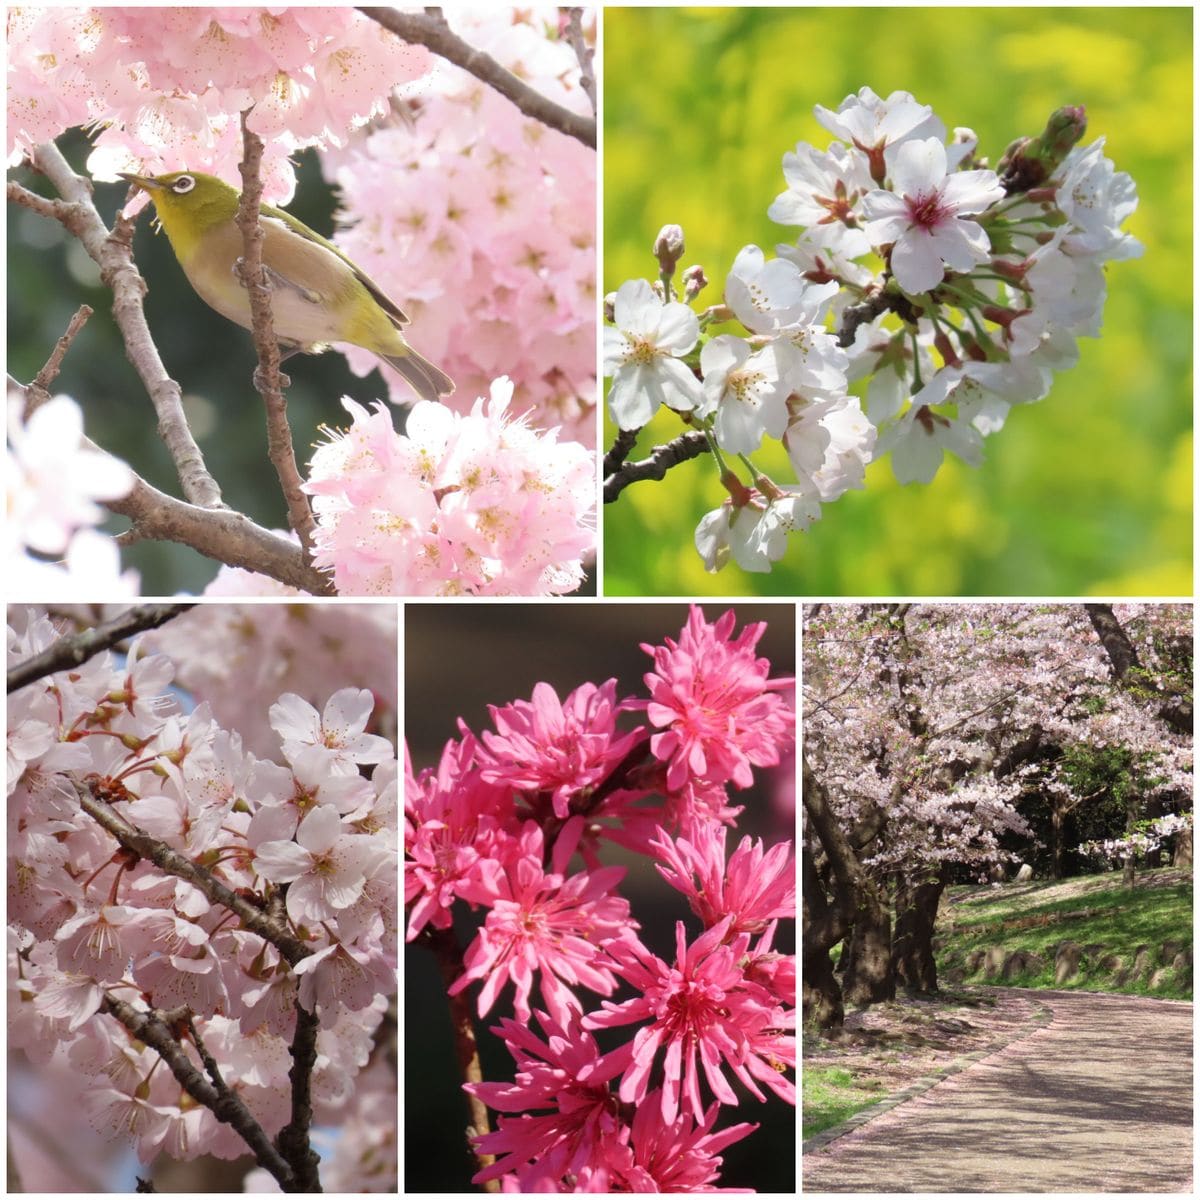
[9,132,399,595]
[604,6,1192,597]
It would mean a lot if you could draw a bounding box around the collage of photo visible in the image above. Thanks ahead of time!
[5,4,1193,1196]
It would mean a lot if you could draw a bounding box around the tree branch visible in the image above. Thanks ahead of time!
[74,779,310,966]
[234,112,322,573]
[604,431,708,502]
[563,9,596,116]
[419,925,499,1193]
[101,995,299,1191]
[7,363,329,594]
[602,427,639,477]
[276,1003,323,1192]
[19,143,224,509]
[7,603,193,693]
[29,303,93,408]
[357,7,596,148]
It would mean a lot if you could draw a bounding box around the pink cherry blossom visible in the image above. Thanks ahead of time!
[476,679,644,819]
[640,606,795,792]
[583,918,795,1124]
[269,687,394,775]
[450,821,633,1026]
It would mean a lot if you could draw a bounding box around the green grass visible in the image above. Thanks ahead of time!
[803,1066,887,1139]
[938,868,1193,1000]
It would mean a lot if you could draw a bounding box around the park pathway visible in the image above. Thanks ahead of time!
[804,989,1193,1192]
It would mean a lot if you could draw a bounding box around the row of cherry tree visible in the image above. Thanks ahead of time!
[802,603,1192,1032]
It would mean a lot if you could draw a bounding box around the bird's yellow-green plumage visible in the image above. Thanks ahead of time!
[118,170,454,402]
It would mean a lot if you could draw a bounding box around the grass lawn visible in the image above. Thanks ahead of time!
[937,867,1193,1001]
[803,1065,886,1140]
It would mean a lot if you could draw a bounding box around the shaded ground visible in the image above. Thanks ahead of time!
[804,988,1041,1124]
[804,989,1193,1193]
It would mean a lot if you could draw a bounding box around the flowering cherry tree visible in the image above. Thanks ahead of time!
[406,606,797,1191]
[802,603,1191,1033]
[604,87,1141,575]
[8,6,596,597]
[7,602,398,1192]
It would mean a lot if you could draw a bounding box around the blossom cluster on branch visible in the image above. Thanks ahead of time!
[8,6,430,201]
[406,607,796,1191]
[327,6,597,440]
[7,606,398,1190]
[604,87,1142,574]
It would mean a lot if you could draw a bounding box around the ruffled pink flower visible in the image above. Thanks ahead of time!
[583,918,795,1123]
[640,607,794,792]
[404,732,512,941]
[449,821,632,1025]
[613,1092,759,1193]
[465,1008,624,1187]
[653,824,795,935]
[476,679,644,819]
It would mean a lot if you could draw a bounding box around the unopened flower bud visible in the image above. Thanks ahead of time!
[682,264,708,302]
[653,224,686,276]
[603,291,617,322]
[933,329,962,368]
[999,105,1088,194]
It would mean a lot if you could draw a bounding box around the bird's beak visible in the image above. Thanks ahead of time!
[117,172,161,191]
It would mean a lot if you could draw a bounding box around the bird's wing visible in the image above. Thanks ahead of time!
[262,203,411,328]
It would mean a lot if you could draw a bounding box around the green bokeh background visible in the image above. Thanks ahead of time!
[604,6,1192,597]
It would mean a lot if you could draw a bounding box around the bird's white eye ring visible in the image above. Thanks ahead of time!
[172,174,196,194]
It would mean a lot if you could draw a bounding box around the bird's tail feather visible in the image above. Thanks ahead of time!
[380,349,454,402]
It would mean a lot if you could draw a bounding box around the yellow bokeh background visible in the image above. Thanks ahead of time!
[603,6,1192,597]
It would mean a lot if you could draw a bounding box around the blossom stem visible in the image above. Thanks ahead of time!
[420,925,501,1192]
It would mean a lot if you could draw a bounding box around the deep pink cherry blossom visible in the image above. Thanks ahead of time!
[583,917,795,1124]
[640,606,794,792]
[652,823,796,935]
[450,821,633,1026]
[465,1008,624,1186]
[476,679,644,819]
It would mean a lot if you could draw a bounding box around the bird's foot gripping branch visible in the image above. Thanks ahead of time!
[603,89,1141,575]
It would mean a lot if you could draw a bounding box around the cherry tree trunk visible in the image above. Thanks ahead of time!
[1050,798,1066,879]
[840,895,894,1006]
[892,875,944,993]
[802,838,846,1032]
[1173,827,1192,868]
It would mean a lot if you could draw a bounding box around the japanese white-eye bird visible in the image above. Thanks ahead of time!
[118,170,454,402]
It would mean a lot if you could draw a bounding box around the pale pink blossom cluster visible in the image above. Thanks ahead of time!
[606,88,1141,573]
[6,393,137,599]
[805,605,1193,885]
[7,6,431,202]
[1079,812,1194,865]
[7,606,398,1189]
[325,7,597,438]
[304,379,595,596]
[406,607,796,1191]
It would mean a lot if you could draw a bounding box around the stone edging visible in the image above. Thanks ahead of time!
[802,992,1055,1155]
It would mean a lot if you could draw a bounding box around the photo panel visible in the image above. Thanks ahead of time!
[6,601,399,1192]
[801,601,1192,1192]
[405,601,797,1192]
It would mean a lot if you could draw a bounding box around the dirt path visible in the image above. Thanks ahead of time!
[804,989,1193,1193]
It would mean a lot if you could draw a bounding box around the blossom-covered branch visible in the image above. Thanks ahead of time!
[6,602,193,693]
[604,89,1142,574]
[357,7,596,147]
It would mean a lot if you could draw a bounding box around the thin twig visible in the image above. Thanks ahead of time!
[563,9,596,116]
[234,112,322,576]
[19,144,224,509]
[7,603,192,693]
[277,1003,323,1192]
[358,7,596,148]
[101,995,298,1190]
[30,303,93,405]
[604,431,709,502]
[420,925,500,1192]
[74,779,310,966]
